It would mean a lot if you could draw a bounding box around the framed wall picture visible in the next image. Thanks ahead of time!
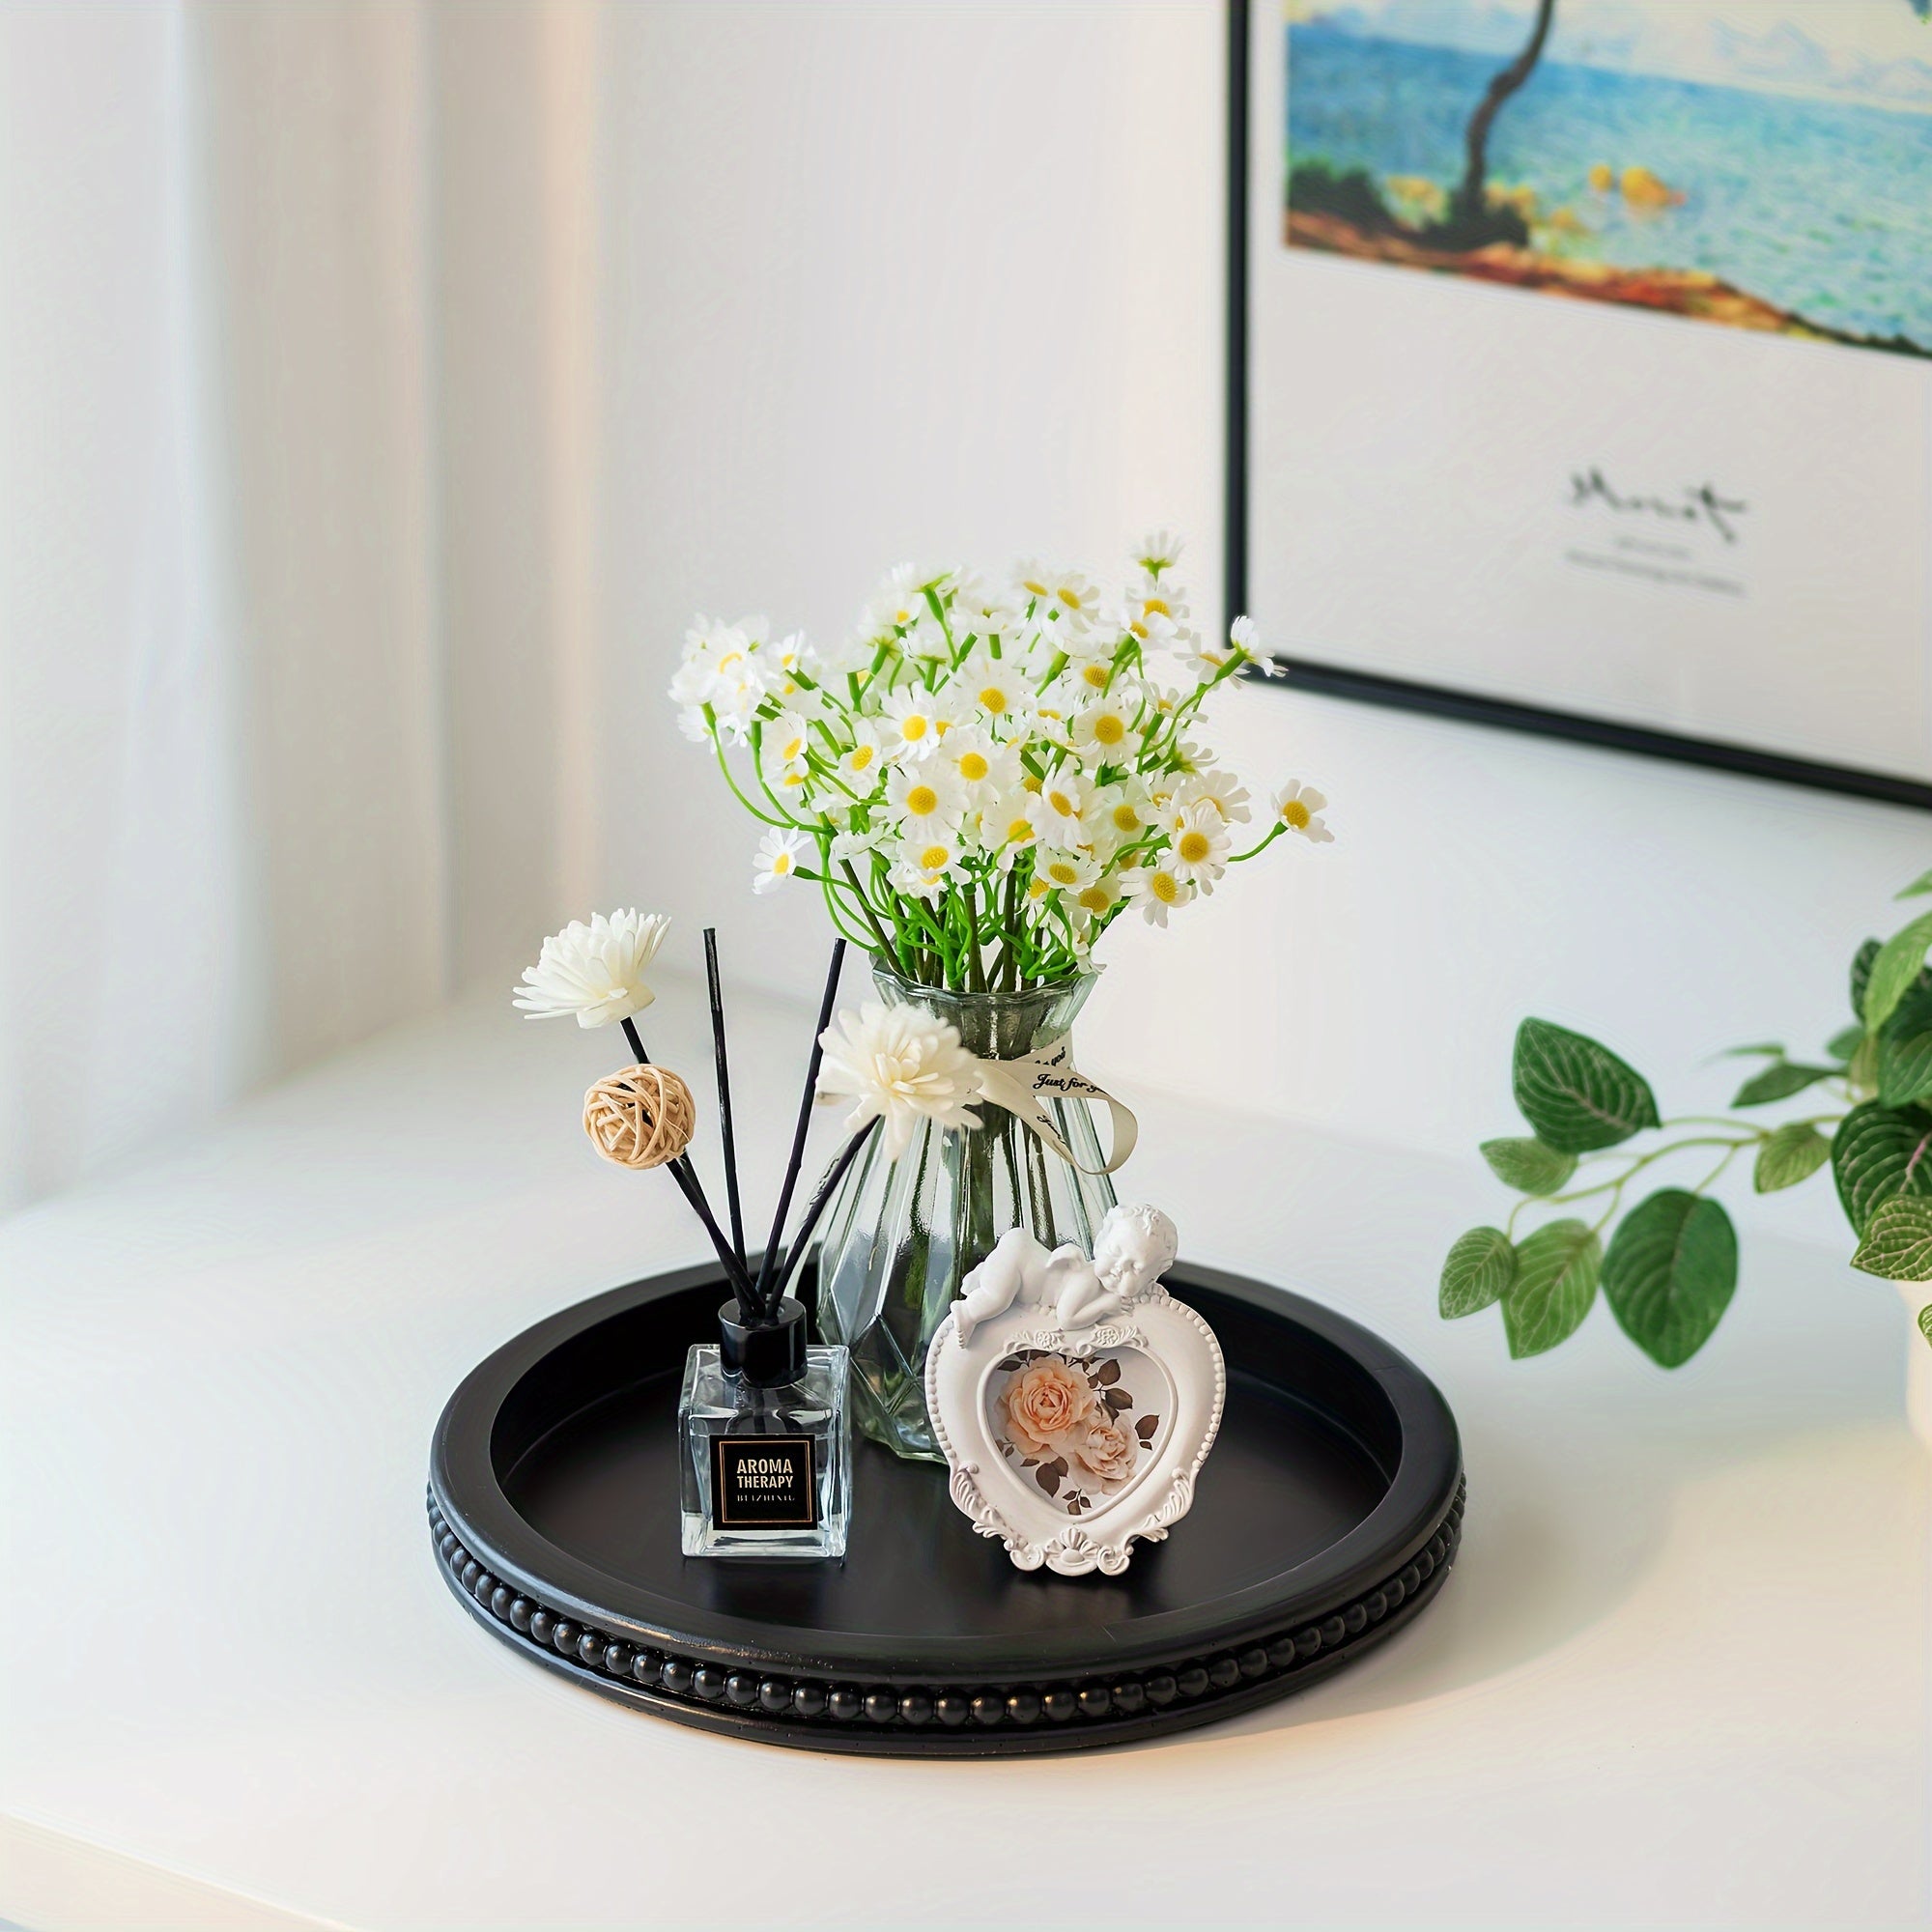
[1228,0,1932,808]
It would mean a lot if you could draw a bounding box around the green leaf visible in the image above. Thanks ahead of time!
[1754,1122,1831,1194]
[1479,1137,1577,1196]
[1601,1189,1738,1368]
[1861,912,1932,1033]
[1920,1303,1932,1350]
[1730,1062,1836,1107]
[1851,938,1880,1020]
[1440,1227,1516,1318]
[1502,1219,1601,1358]
[1879,983,1932,1107]
[1831,1100,1932,1236]
[1826,1025,1864,1063]
[1851,1197,1932,1282]
[1896,869,1932,900]
[1511,1019,1660,1154]
[1718,1042,1784,1060]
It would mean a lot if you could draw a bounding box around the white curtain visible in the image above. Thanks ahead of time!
[0,0,601,1212]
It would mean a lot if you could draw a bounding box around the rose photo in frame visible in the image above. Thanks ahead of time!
[1231,0,1932,806]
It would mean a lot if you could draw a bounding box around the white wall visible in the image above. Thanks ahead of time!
[590,0,1928,1255]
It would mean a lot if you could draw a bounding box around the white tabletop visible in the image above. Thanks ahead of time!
[3,977,1926,1931]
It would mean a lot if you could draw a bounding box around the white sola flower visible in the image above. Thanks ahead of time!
[753,827,810,893]
[513,909,669,1028]
[816,1001,984,1157]
[1133,528,1183,574]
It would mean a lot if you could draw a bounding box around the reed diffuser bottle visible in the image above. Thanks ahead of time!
[679,1297,850,1559]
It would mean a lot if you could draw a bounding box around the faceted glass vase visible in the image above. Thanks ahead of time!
[814,966,1118,1463]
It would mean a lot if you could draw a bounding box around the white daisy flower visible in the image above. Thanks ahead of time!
[1125,574,1193,650]
[1165,803,1231,892]
[1087,777,1152,843]
[1181,766,1252,824]
[513,909,670,1029]
[829,824,890,865]
[815,1001,984,1159]
[936,729,1013,797]
[1229,614,1285,677]
[753,827,809,894]
[1133,529,1183,574]
[1013,560,1102,636]
[1122,862,1195,927]
[952,648,1029,729]
[1271,781,1334,843]
[887,763,965,837]
[1027,770,1091,844]
[861,563,937,643]
[879,684,946,760]
[951,572,1023,644]
[763,709,812,778]
[1072,874,1122,922]
[1069,698,1141,767]
[893,835,962,898]
[1035,846,1100,895]
[835,721,886,789]
[984,787,1042,867]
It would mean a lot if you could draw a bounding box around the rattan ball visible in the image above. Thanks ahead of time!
[583,1064,696,1170]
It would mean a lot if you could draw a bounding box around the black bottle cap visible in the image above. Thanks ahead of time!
[718,1296,808,1387]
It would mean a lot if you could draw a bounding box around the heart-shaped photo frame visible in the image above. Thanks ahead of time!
[924,1205,1225,1577]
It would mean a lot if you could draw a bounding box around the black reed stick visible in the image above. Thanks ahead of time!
[773,1119,879,1303]
[701,928,746,1271]
[620,1015,754,1304]
[751,938,847,1320]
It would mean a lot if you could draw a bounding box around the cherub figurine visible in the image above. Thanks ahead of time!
[952,1203,1180,1345]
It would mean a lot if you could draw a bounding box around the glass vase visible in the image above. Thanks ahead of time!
[813,965,1118,1462]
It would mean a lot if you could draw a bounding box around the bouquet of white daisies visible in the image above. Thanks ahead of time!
[670,534,1331,992]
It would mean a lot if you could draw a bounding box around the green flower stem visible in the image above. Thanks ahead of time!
[1504,1133,1758,1238]
[705,722,788,829]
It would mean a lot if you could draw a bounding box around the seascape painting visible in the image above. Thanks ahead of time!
[1285,0,1932,357]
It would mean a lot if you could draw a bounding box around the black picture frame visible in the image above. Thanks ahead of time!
[1223,0,1932,812]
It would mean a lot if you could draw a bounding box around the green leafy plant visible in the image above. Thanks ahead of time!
[1444,873,1932,1365]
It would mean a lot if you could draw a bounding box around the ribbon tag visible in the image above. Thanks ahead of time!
[972,1037,1138,1176]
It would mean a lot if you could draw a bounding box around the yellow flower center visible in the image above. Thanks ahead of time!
[1094,715,1124,745]
[1281,798,1311,830]
[906,784,939,816]
[1047,789,1074,817]
[773,853,793,875]
[1144,595,1171,618]
[900,715,928,741]
[1178,830,1211,864]
[1057,587,1083,611]
[781,735,805,760]
[781,771,805,789]
[1077,885,1112,913]
[1023,578,1049,599]
[1047,862,1079,886]
[1111,804,1139,832]
[1027,876,1052,899]
[849,743,875,772]
[919,844,949,871]
[894,606,914,626]
[1081,664,1109,689]
[1006,818,1034,844]
[980,685,1009,713]
[716,651,743,671]
[1151,870,1180,903]
[957,752,989,782]
[1022,773,1041,794]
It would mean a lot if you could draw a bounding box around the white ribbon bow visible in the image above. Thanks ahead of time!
[971,1036,1137,1176]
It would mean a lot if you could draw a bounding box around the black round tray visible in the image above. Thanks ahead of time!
[429,1258,1463,1755]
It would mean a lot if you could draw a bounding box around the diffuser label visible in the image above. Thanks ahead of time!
[712,1435,818,1527]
